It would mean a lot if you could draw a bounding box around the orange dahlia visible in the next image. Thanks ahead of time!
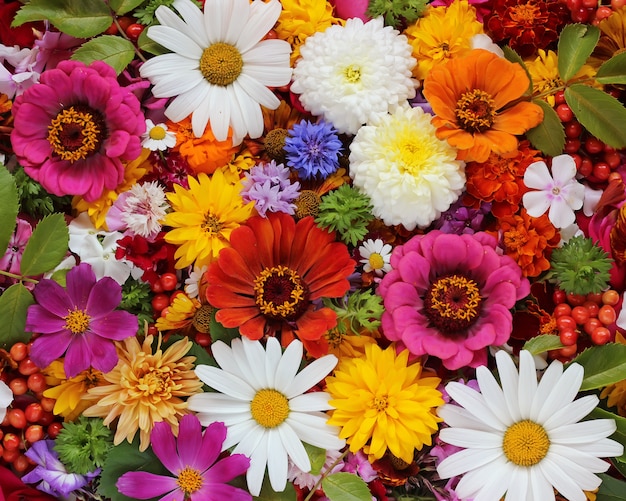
[206,212,355,357]
[423,49,543,163]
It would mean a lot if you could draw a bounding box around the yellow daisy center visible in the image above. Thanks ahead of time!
[64,308,91,335]
[48,106,104,162]
[372,394,389,412]
[455,89,497,133]
[502,420,550,466]
[510,3,540,24]
[202,212,224,234]
[254,265,307,320]
[368,252,385,270]
[149,125,167,140]
[344,65,362,84]
[424,274,482,334]
[200,42,243,86]
[177,466,204,494]
[250,389,290,428]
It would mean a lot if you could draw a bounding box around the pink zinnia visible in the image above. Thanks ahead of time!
[378,231,529,370]
[11,60,145,201]
[25,263,137,377]
[117,414,251,501]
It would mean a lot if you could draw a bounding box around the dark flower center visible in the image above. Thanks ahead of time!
[254,265,308,320]
[424,274,482,334]
[455,89,496,132]
[202,212,223,234]
[192,305,215,334]
[47,105,106,162]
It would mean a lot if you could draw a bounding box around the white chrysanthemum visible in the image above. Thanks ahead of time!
[437,350,624,501]
[349,106,465,230]
[187,337,345,496]
[291,16,417,135]
[141,119,177,151]
[139,0,292,144]
[358,238,392,276]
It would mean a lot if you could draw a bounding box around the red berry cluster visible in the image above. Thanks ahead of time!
[566,0,621,25]
[550,289,619,360]
[104,16,145,42]
[0,342,62,474]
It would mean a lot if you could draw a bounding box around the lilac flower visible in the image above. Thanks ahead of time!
[342,451,377,483]
[0,218,32,276]
[434,199,492,235]
[21,440,98,498]
[284,120,343,179]
[117,414,251,501]
[25,262,137,378]
[241,161,300,217]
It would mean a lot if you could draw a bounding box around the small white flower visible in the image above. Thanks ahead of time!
[522,154,585,229]
[358,239,392,276]
[184,264,207,298]
[0,380,13,424]
[141,119,177,151]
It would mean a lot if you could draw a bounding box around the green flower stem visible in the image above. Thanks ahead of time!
[0,270,39,283]
[303,449,351,501]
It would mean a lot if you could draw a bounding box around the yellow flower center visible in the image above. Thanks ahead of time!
[368,253,385,270]
[294,190,322,219]
[424,274,482,334]
[455,89,497,133]
[344,65,362,84]
[254,265,307,320]
[149,125,167,140]
[372,394,389,412]
[202,212,224,234]
[64,308,91,335]
[177,466,204,494]
[48,106,104,162]
[502,420,550,466]
[510,3,540,24]
[250,389,290,428]
[200,42,243,86]
[325,328,344,349]
[192,305,215,334]
[136,368,173,397]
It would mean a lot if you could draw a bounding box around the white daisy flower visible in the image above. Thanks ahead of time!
[187,337,345,496]
[437,350,624,501]
[184,264,207,298]
[140,119,177,151]
[358,238,392,276]
[139,0,292,144]
[0,380,13,424]
[291,16,418,135]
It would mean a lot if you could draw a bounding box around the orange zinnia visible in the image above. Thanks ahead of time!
[423,49,543,163]
[205,212,355,357]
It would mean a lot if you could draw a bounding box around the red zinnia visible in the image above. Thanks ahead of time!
[206,213,355,357]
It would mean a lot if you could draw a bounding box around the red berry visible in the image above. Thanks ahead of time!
[9,377,28,396]
[559,328,579,346]
[25,424,44,444]
[591,326,611,345]
[604,151,621,169]
[151,293,170,312]
[554,303,572,318]
[564,138,581,154]
[579,157,594,177]
[571,306,590,325]
[593,161,611,181]
[160,272,178,291]
[582,0,598,7]
[25,403,44,424]
[612,0,626,9]
[571,7,591,22]
[557,315,577,331]
[125,23,144,42]
[38,411,55,426]
[195,332,212,347]
[150,279,164,293]
[27,373,47,393]
[40,397,56,413]
[586,291,604,305]
[7,409,27,429]
[556,104,575,122]
[3,433,20,451]
[582,300,599,318]
[564,121,583,139]
[9,342,28,362]
[18,358,40,376]
[596,6,613,20]
[602,290,620,305]
[47,422,64,439]
[12,454,30,473]
[554,90,566,105]
[553,289,567,304]
[598,304,617,325]
[566,292,587,306]
[263,29,278,40]
[585,137,604,155]
[584,317,602,335]
[2,447,20,463]
[559,343,578,357]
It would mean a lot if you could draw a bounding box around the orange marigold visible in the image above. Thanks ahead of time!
[464,141,542,218]
[423,49,543,163]
[498,209,560,277]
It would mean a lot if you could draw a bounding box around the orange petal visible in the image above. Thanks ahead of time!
[492,102,544,135]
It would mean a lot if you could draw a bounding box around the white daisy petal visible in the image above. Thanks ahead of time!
[476,364,513,427]
[549,419,617,444]
[237,0,282,53]
[151,69,204,98]
[468,461,511,501]
[208,84,231,142]
[548,444,613,473]
[517,350,538,419]
[267,429,288,492]
[241,432,268,497]
[286,413,345,450]
[437,403,498,432]
[496,349,522,421]
[536,362,583,423]
[445,381,506,431]
[273,337,302,393]
[289,392,332,412]
[530,357,563,420]
[286,354,337,399]
[542,395,598,429]
[194,365,255,400]
[165,85,209,123]
[279,424,311,472]
[504,466,528,501]
[222,420,258,450]
[539,457,591,501]
[569,438,624,458]
[437,447,504,478]
[172,0,209,46]
[438,428,503,449]
[223,0,250,45]
[529,466,556,501]
[145,25,203,58]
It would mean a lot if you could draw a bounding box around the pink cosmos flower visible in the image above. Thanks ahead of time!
[116,414,252,501]
[25,262,137,378]
[378,230,530,370]
[11,60,144,202]
[0,217,32,276]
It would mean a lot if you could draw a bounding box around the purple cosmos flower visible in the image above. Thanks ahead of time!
[284,120,343,180]
[25,262,137,377]
[116,414,251,501]
[241,160,300,217]
[21,440,98,498]
[0,218,32,276]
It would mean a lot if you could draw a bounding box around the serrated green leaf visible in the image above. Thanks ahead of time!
[569,343,626,390]
[596,473,626,501]
[211,310,242,345]
[138,27,170,56]
[71,36,136,75]
[502,46,533,95]
[557,24,600,82]
[304,442,327,475]
[322,472,372,501]
[109,0,145,15]
[596,52,626,85]
[0,165,19,257]
[565,84,626,149]
[588,408,626,463]
[0,283,35,349]
[20,214,69,277]
[12,0,112,38]
[525,99,566,157]
[522,334,564,355]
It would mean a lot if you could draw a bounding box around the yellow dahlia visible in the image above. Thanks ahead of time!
[590,6,626,68]
[325,327,380,362]
[600,332,626,417]
[404,0,484,81]
[164,168,255,269]
[326,344,444,463]
[81,335,203,451]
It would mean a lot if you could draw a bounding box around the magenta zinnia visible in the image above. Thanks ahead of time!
[11,60,145,201]
[25,263,138,378]
[378,230,530,370]
[117,414,251,501]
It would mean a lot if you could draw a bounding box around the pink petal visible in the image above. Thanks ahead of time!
[25,305,67,334]
[86,276,122,317]
[32,279,72,317]
[383,282,420,309]
[81,334,119,375]
[29,331,72,369]
[196,421,228,471]
[396,252,431,289]
[195,481,253,501]
[89,310,138,340]
[431,233,469,271]
[63,334,94,377]
[116,471,178,499]
[66,263,97,309]
[151,421,182,474]
[177,414,205,469]
[205,454,251,483]
[105,130,131,158]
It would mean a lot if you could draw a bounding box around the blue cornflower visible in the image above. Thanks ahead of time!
[241,161,301,217]
[284,120,342,179]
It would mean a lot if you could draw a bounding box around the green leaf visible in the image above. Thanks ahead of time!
[596,52,626,85]
[0,165,19,257]
[98,437,168,501]
[304,442,327,475]
[253,476,297,501]
[569,343,626,390]
[612,457,626,478]
[138,27,169,56]
[596,473,626,501]
[109,0,145,15]
[522,334,564,355]
[0,283,35,349]
[588,407,626,463]
[12,0,112,38]
[322,473,372,501]
[71,36,136,75]
[525,99,566,157]
[20,214,69,277]
[502,46,533,95]
[557,23,600,82]
[210,310,242,345]
[565,84,626,149]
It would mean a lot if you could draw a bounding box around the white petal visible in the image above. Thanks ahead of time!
[437,447,504,479]
[541,455,601,498]
[524,161,552,190]
[223,0,250,45]
[550,154,577,185]
[273,339,302,394]
[231,337,264,390]
[223,419,259,450]
[476,364,511,427]
[236,0,282,53]
[529,466,556,501]
[289,392,332,412]
[530,358,563,421]
[242,39,291,66]
[151,69,204,98]
[190,85,212,137]
[225,84,248,141]
[504,466,528,501]
[438,428,503,449]
[212,339,245,378]
[286,355,337,399]
[542,395,598,429]
[523,190,551,218]
[242,337,270,388]
[194,365,255,400]
[267,429,288,492]
[165,85,210,124]
[496,349,522,422]
[186,392,249,414]
[569,438,624,458]
[549,419,617,445]
[204,0,230,43]
[207,84,231,142]
[140,53,198,78]
[240,431,268,497]
[445,382,507,432]
[265,336,282,388]
[286,413,345,450]
[235,73,280,109]
[172,0,209,47]
[548,444,612,473]
[517,350,538,420]
[547,200,576,229]
[145,25,203,58]
[279,424,310,472]
[536,362,583,424]
[438,403,500,432]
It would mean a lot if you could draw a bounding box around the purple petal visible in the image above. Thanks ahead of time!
[195,481,252,501]
[151,421,183,474]
[86,276,122,317]
[431,233,468,271]
[175,414,204,469]
[32,279,73,317]
[63,334,93,377]
[81,334,119,375]
[29,331,72,369]
[89,310,138,340]
[195,421,227,471]
[66,263,97,309]
[383,282,420,309]
[116,471,178,499]
[205,454,251,484]
[25,305,67,334]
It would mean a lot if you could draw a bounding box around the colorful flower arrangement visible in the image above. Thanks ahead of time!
[2,0,626,500]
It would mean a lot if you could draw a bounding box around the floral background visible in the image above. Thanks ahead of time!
[1,0,626,500]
